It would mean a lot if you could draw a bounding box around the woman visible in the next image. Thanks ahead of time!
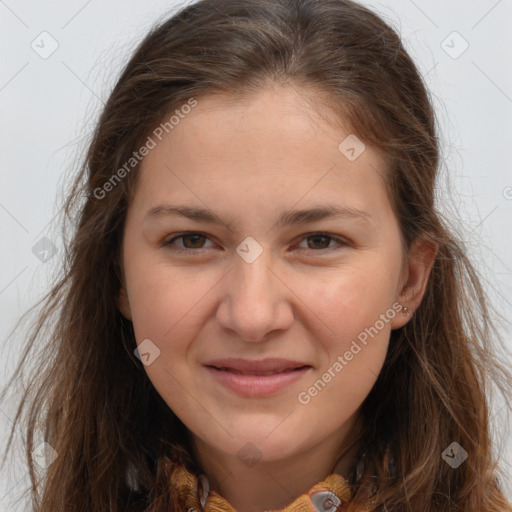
[1,0,511,510]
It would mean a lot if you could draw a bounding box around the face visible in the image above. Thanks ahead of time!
[118,85,416,464]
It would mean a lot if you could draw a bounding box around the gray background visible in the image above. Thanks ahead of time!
[1,0,511,509]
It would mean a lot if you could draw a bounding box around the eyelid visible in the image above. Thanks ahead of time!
[162,231,349,254]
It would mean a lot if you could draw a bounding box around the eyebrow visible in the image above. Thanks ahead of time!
[144,204,371,231]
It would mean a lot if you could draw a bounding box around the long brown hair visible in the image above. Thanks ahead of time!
[1,0,511,510]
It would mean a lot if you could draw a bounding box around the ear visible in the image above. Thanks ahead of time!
[391,237,438,329]
[118,286,133,320]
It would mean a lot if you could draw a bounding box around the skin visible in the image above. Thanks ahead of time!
[118,84,436,511]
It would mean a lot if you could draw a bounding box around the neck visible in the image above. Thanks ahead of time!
[190,413,362,512]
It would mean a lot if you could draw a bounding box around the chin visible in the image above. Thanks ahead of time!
[192,423,301,458]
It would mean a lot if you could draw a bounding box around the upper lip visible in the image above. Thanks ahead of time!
[204,358,311,373]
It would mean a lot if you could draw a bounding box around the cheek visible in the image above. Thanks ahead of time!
[298,343,387,423]
[126,261,215,342]
[124,265,213,419]
[293,260,398,405]
[296,259,400,345]
[296,276,394,413]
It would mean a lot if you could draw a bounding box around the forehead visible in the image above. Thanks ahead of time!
[164,85,361,164]
[130,85,390,223]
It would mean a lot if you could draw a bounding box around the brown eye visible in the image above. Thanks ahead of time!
[181,233,207,248]
[297,233,346,251]
[306,234,332,250]
[163,232,215,252]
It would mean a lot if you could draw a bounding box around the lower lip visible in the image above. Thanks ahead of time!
[205,366,312,398]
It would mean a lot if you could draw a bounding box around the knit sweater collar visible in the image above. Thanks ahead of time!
[169,463,354,512]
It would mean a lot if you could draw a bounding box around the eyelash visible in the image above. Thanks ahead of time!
[162,231,349,255]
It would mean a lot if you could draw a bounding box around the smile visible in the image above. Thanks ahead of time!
[204,365,312,397]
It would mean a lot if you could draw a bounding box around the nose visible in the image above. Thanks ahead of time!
[215,247,294,343]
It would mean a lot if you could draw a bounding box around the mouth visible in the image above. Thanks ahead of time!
[203,358,313,397]
[208,365,311,376]
[203,357,312,374]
